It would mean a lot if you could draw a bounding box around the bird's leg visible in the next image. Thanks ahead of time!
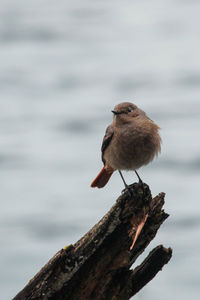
[118,170,128,188]
[118,170,132,196]
[134,170,143,184]
[135,170,145,197]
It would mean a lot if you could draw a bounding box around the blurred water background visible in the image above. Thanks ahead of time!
[0,0,200,299]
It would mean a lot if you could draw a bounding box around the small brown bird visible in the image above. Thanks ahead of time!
[91,102,161,189]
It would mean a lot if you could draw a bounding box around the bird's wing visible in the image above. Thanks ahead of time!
[101,124,114,164]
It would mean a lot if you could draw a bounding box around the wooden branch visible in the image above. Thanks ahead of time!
[13,183,172,300]
[130,245,172,297]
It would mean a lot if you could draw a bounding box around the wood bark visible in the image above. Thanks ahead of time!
[13,183,172,300]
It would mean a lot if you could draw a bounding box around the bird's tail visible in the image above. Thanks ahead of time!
[91,166,114,188]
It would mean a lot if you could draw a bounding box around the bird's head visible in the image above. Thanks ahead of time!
[112,102,143,122]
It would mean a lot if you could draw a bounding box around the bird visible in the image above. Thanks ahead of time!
[91,102,161,190]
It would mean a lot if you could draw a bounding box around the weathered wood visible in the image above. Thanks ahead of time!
[13,183,172,300]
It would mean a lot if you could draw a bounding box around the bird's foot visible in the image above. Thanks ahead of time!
[138,179,145,195]
[136,181,152,204]
[121,184,137,198]
[134,170,146,198]
[123,181,150,203]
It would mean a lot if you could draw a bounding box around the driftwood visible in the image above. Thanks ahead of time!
[14,183,172,300]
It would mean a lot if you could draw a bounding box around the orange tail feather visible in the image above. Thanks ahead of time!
[91,166,114,188]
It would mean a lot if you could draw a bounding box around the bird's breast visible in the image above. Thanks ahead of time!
[104,121,161,170]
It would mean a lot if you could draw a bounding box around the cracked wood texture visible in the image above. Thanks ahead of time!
[13,183,172,300]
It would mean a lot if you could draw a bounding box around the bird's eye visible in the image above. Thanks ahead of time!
[127,108,132,113]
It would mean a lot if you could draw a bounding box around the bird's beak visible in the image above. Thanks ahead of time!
[112,110,122,115]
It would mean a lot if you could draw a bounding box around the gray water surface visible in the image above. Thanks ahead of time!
[0,1,200,299]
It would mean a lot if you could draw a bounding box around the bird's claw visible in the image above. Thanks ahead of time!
[121,185,136,198]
